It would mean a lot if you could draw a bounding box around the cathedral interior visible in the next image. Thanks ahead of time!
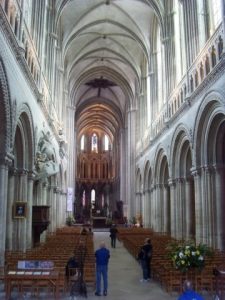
[0,0,225,277]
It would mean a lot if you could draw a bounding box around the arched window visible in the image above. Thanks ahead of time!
[174,0,186,78]
[212,1,222,29]
[156,25,163,110]
[82,190,86,206]
[104,135,109,151]
[91,189,95,208]
[209,1,222,35]
[81,135,85,150]
[24,0,32,29]
[91,133,98,152]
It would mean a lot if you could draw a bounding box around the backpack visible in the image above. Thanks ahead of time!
[65,257,79,276]
[145,250,152,259]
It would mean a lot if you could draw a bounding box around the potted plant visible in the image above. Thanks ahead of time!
[130,216,137,226]
[66,215,75,226]
[167,240,213,273]
[106,217,113,227]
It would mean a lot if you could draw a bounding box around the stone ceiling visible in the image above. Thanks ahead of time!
[55,0,162,140]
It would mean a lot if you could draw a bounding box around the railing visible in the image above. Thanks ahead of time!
[137,23,224,155]
[0,1,61,137]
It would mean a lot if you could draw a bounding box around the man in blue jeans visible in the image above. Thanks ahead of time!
[95,241,110,296]
[178,280,204,300]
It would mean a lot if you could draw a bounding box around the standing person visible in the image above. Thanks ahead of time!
[178,280,204,300]
[137,238,153,282]
[109,224,118,248]
[95,241,110,296]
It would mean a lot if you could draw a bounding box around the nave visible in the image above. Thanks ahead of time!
[0,230,212,300]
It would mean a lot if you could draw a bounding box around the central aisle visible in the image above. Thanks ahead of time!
[91,231,177,300]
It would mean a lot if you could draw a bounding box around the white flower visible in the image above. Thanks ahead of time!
[192,251,196,256]
[179,252,184,258]
[198,255,204,261]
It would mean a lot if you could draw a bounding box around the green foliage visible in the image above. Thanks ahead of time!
[130,216,137,225]
[66,215,75,226]
[167,240,213,273]
[106,217,112,224]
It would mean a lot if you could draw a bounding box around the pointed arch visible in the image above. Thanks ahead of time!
[0,57,12,156]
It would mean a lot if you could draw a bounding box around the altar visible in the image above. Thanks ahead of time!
[92,217,106,228]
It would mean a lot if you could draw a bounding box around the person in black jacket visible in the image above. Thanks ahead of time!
[138,238,153,282]
[109,224,118,248]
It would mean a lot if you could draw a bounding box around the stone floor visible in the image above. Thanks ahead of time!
[0,231,213,299]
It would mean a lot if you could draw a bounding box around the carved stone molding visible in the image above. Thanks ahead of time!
[0,153,13,166]
[0,57,12,154]
[190,167,202,177]
[168,178,176,187]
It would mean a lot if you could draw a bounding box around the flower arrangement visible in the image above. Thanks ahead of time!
[66,215,75,226]
[167,241,213,273]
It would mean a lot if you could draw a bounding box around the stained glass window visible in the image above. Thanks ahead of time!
[91,133,98,152]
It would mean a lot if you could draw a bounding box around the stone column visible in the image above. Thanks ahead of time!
[55,188,61,229]
[6,168,16,250]
[176,178,185,239]
[185,178,192,240]
[139,192,143,223]
[143,190,148,227]
[105,185,110,217]
[126,108,136,220]
[58,190,63,227]
[163,184,169,233]
[42,180,48,205]
[26,171,35,249]
[151,185,157,231]
[147,189,151,228]
[196,0,208,48]
[213,164,225,249]
[61,190,67,226]
[149,188,154,228]
[202,166,214,245]
[134,193,139,220]
[0,156,11,272]
[222,0,225,41]
[47,184,54,233]
[154,184,160,232]
[191,168,202,244]
[67,105,76,209]
[17,169,28,252]
[168,179,176,237]
[120,129,126,214]
[181,0,199,67]
[52,186,57,232]
[40,180,48,243]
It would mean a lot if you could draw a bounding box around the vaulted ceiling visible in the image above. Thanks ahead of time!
[55,0,163,141]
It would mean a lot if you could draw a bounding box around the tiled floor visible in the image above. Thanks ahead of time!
[0,231,213,299]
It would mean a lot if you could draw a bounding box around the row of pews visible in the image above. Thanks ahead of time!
[117,227,225,297]
[4,226,95,298]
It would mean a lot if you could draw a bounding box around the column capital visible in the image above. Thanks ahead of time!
[190,167,201,177]
[127,107,137,114]
[28,170,37,181]
[202,165,215,174]
[155,183,163,189]
[60,190,67,195]
[0,153,13,166]
[212,163,225,174]
[175,177,185,184]
[168,178,176,187]
[53,186,61,194]
[8,167,18,176]
[67,105,76,111]
[42,181,49,188]
[17,168,28,176]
